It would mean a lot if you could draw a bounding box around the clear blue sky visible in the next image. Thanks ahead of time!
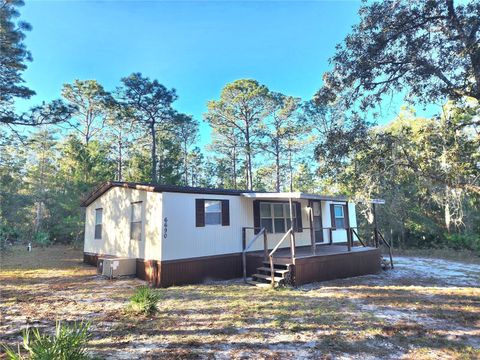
[18,0,426,147]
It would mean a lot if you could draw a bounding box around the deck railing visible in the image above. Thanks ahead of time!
[268,228,294,286]
[242,225,391,285]
[376,230,394,269]
[241,227,267,283]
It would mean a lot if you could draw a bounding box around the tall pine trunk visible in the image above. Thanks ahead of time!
[150,121,157,183]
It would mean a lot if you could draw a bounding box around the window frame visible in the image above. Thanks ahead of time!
[130,201,143,241]
[204,200,222,226]
[333,204,346,229]
[94,208,103,240]
[259,202,297,234]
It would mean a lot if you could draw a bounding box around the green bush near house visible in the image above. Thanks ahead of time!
[129,286,162,315]
[3,321,92,360]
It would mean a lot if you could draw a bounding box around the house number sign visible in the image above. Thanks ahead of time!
[163,217,168,239]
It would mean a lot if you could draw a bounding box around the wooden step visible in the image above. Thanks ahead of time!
[262,261,292,268]
[246,280,271,288]
[252,273,284,282]
[256,267,289,274]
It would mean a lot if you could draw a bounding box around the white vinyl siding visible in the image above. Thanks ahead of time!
[84,188,162,260]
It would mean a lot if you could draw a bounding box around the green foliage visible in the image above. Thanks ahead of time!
[33,231,51,247]
[445,233,480,254]
[316,0,480,110]
[3,321,91,360]
[314,102,479,251]
[129,286,161,315]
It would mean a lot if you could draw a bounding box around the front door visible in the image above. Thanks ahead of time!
[312,201,323,243]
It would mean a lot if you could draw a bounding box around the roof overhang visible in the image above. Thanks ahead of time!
[80,181,250,207]
[241,192,349,202]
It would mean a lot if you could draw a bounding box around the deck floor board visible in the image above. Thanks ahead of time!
[248,244,377,259]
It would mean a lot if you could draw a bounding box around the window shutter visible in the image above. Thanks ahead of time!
[253,200,260,234]
[195,199,205,227]
[295,202,303,232]
[221,200,230,226]
[330,203,335,229]
[344,203,350,228]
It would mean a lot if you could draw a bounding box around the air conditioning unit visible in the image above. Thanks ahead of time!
[97,257,136,278]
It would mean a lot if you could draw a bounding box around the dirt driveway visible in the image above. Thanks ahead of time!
[1,246,479,359]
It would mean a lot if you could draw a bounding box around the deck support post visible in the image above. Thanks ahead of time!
[308,202,315,256]
[345,201,351,251]
[289,197,296,264]
[373,203,379,248]
[263,230,268,260]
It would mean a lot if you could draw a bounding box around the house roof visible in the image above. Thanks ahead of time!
[80,181,350,207]
[80,181,253,207]
[240,192,349,202]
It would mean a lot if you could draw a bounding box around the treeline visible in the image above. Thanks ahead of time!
[0,75,324,245]
[1,0,479,252]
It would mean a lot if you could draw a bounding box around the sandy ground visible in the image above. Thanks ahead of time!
[1,247,479,359]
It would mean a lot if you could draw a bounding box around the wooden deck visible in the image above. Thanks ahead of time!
[246,244,381,285]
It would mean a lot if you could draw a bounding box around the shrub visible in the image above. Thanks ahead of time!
[129,286,161,315]
[3,321,91,360]
[445,233,480,254]
[33,231,51,247]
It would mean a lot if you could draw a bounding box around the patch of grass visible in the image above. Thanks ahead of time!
[129,286,161,315]
[3,321,91,360]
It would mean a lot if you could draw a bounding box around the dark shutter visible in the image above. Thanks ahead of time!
[253,200,260,234]
[330,203,335,229]
[221,200,230,226]
[195,199,205,227]
[295,202,303,232]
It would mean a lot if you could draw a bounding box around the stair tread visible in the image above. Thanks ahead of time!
[247,280,271,287]
[252,273,284,281]
[256,267,289,274]
[262,261,292,266]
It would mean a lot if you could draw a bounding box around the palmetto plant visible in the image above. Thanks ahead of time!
[3,321,91,360]
[129,286,161,315]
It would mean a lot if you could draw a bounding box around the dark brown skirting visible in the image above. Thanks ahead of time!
[136,259,161,286]
[158,253,243,287]
[85,248,381,287]
[83,252,99,266]
[293,248,381,285]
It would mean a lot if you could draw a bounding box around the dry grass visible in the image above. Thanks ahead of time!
[1,246,479,359]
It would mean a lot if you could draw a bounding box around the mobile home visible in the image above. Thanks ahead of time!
[82,181,381,287]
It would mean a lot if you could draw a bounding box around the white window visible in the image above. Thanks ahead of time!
[205,200,222,225]
[131,202,143,241]
[333,205,345,229]
[260,202,296,234]
[94,208,103,239]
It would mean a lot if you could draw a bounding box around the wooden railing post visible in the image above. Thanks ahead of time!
[242,228,246,251]
[289,198,296,264]
[242,227,247,283]
[309,206,315,255]
[269,256,275,287]
[329,228,333,244]
[347,227,351,251]
[263,230,268,260]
